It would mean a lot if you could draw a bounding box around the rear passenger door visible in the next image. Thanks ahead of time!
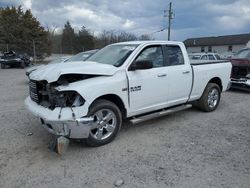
[164,45,193,106]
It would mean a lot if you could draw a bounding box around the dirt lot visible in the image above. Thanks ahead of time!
[0,68,249,188]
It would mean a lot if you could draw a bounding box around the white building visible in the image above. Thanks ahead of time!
[184,33,250,55]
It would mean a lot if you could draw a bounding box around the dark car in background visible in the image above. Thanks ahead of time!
[0,51,31,69]
[230,48,250,91]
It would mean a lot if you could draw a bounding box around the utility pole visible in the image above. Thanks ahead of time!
[167,2,174,41]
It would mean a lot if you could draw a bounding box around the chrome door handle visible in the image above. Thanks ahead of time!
[157,74,167,77]
[182,71,190,74]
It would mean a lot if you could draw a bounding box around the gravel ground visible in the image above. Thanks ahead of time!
[0,68,250,188]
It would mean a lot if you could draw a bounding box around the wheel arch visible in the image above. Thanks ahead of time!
[208,77,222,91]
[90,94,127,120]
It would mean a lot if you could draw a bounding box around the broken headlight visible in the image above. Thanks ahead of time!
[53,91,85,108]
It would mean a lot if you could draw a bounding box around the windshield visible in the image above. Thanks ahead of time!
[49,58,65,64]
[87,44,138,67]
[66,51,94,62]
[235,49,250,58]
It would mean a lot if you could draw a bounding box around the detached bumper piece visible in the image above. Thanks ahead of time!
[48,136,70,155]
[43,117,93,155]
[41,117,94,139]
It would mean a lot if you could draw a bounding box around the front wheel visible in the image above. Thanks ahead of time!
[85,99,122,147]
[197,83,221,112]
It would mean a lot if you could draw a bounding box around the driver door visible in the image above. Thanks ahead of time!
[127,45,168,115]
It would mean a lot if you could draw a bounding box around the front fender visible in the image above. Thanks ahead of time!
[56,71,129,112]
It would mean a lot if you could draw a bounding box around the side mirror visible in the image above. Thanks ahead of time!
[129,60,153,71]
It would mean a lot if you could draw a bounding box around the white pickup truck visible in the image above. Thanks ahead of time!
[25,41,232,147]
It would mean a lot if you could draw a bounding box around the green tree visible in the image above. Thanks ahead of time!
[21,9,49,56]
[74,26,94,52]
[0,6,22,52]
[61,21,75,54]
[0,6,49,56]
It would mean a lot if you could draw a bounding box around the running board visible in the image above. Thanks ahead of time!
[130,104,192,124]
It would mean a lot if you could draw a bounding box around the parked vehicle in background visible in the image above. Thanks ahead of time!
[220,51,235,59]
[25,56,71,77]
[25,41,232,147]
[230,48,250,91]
[64,49,98,62]
[25,50,98,77]
[189,52,221,61]
[0,51,30,69]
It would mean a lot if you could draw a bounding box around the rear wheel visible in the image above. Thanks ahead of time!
[197,83,221,112]
[85,99,122,147]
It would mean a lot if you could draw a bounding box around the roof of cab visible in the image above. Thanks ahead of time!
[111,40,184,46]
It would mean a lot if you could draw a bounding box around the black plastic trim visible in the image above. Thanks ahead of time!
[191,60,229,66]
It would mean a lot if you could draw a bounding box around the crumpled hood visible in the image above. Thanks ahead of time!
[29,61,118,83]
[26,64,45,74]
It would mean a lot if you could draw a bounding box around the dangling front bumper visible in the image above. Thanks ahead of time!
[40,117,94,138]
[25,97,94,139]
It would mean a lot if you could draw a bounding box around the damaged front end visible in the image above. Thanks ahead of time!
[29,74,97,110]
[26,74,95,139]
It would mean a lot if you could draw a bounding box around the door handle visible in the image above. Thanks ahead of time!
[182,71,190,74]
[157,74,167,77]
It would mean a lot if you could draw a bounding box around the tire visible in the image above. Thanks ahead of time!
[197,83,221,112]
[85,99,122,147]
[1,63,5,69]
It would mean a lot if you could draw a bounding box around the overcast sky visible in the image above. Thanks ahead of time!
[1,0,250,41]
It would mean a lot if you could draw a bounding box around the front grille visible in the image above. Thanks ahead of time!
[29,80,39,103]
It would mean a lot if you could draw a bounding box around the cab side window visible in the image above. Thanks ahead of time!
[215,54,221,60]
[201,55,208,60]
[208,54,215,60]
[165,45,184,66]
[135,46,164,68]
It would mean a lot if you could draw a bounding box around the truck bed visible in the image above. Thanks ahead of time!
[188,60,232,102]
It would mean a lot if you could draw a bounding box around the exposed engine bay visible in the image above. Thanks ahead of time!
[29,74,98,110]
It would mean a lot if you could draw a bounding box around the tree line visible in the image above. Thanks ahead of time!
[0,6,48,57]
[0,6,152,56]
